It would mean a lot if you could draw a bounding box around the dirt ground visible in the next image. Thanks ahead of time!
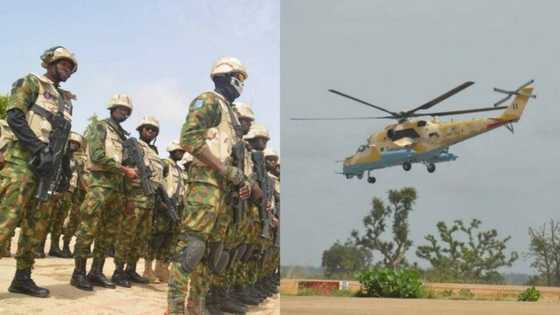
[280,295,560,315]
[0,235,279,315]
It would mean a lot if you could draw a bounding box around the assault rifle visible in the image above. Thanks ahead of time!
[252,150,272,239]
[34,111,72,201]
[231,142,247,225]
[123,137,179,223]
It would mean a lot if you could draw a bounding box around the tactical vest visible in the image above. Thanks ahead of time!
[163,158,185,198]
[86,120,125,172]
[69,151,87,192]
[25,74,72,143]
[0,119,16,151]
[136,140,165,186]
[194,91,239,166]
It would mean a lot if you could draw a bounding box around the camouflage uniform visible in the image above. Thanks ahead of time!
[61,148,88,255]
[0,119,15,257]
[71,109,130,291]
[168,91,242,315]
[0,70,74,297]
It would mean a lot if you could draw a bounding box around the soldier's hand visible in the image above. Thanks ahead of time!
[251,183,264,200]
[224,165,244,186]
[271,215,279,228]
[239,182,251,200]
[121,166,138,179]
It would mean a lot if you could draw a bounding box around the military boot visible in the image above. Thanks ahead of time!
[142,259,157,283]
[87,257,116,288]
[111,263,131,288]
[154,260,170,283]
[60,239,73,258]
[8,268,50,298]
[0,238,11,257]
[206,286,225,315]
[71,257,93,291]
[126,262,150,284]
[219,287,248,314]
[48,235,64,257]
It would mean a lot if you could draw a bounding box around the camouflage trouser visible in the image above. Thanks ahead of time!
[147,207,182,262]
[236,205,262,287]
[114,187,153,266]
[48,192,72,242]
[167,182,226,315]
[62,189,86,244]
[0,160,57,270]
[74,185,124,260]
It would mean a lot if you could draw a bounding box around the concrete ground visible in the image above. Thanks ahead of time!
[281,295,560,315]
[0,235,279,315]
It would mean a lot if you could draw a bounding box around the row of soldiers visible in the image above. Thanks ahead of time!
[0,46,280,315]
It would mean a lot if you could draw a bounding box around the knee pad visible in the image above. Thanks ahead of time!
[232,244,248,264]
[241,244,255,262]
[210,249,230,274]
[177,234,206,273]
[207,241,224,270]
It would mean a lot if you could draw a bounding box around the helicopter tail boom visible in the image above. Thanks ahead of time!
[496,84,534,123]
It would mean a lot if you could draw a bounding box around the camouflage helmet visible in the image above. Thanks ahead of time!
[210,57,248,80]
[40,46,78,73]
[107,94,133,112]
[166,140,185,153]
[234,101,255,120]
[264,148,278,158]
[68,131,84,146]
[244,123,269,140]
[136,116,160,131]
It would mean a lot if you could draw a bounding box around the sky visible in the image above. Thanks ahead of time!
[281,0,560,274]
[0,0,279,153]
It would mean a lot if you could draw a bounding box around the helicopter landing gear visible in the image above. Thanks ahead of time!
[367,171,376,184]
[403,162,412,171]
[427,163,436,173]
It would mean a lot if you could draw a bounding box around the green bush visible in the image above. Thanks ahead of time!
[456,288,475,300]
[518,287,541,302]
[357,267,424,298]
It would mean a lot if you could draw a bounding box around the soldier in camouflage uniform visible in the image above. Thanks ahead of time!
[145,140,187,283]
[0,46,77,297]
[204,102,258,314]
[61,132,88,258]
[262,148,280,294]
[112,116,164,287]
[46,132,84,257]
[70,94,138,291]
[167,57,262,315]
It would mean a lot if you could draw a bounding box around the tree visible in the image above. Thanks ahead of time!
[527,220,560,286]
[321,240,372,279]
[351,187,417,269]
[416,219,519,283]
[0,94,8,119]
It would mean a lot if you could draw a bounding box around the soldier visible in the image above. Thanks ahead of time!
[61,132,88,258]
[0,46,77,297]
[145,140,187,283]
[204,101,257,314]
[47,132,84,257]
[112,116,164,287]
[263,148,280,294]
[70,94,137,291]
[167,57,262,315]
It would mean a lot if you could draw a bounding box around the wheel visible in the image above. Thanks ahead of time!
[356,173,363,180]
[427,163,436,173]
[403,162,412,171]
[367,176,376,184]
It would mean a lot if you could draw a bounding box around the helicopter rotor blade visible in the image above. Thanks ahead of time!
[406,105,508,118]
[404,81,475,115]
[291,116,388,121]
[327,89,397,116]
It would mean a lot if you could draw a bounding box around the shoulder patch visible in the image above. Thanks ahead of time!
[191,99,205,110]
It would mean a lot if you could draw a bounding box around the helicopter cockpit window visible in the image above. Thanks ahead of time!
[417,120,427,127]
[387,128,420,141]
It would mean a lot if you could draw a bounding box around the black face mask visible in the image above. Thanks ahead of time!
[213,74,240,103]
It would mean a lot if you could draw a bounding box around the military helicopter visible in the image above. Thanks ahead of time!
[292,80,535,184]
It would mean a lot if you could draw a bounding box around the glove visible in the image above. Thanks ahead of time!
[224,165,245,186]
